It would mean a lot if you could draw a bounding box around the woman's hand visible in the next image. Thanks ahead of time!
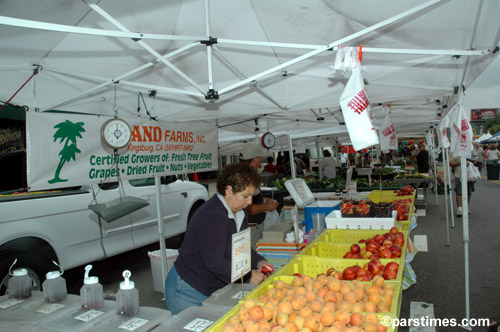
[249,270,267,284]
[264,198,279,211]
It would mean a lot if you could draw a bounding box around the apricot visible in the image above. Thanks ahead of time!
[323,301,336,313]
[325,327,341,332]
[304,316,320,332]
[368,293,380,305]
[292,276,304,287]
[306,290,316,303]
[274,280,287,290]
[364,301,377,313]
[249,305,264,321]
[295,286,307,297]
[366,286,381,296]
[284,322,299,332]
[343,292,357,304]
[345,328,360,332]
[242,299,257,310]
[364,322,378,332]
[351,302,364,313]
[310,299,323,313]
[304,279,314,291]
[339,282,353,294]
[350,312,364,327]
[233,323,244,332]
[263,306,273,321]
[278,300,293,315]
[352,287,365,301]
[326,279,341,292]
[332,320,346,330]
[372,275,385,288]
[228,315,240,325]
[320,311,335,327]
[238,308,249,322]
[291,296,306,311]
[382,294,393,306]
[317,274,328,286]
[324,291,338,303]
[337,301,352,313]
[334,309,350,324]
[377,324,388,332]
[276,312,289,326]
[300,306,313,318]
[316,287,328,298]
[377,302,390,313]
[245,321,260,332]
[293,315,306,329]
[312,280,323,291]
[364,312,379,325]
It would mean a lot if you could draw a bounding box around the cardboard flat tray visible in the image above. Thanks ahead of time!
[325,210,396,230]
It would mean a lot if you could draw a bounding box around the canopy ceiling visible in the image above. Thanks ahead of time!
[1,0,499,153]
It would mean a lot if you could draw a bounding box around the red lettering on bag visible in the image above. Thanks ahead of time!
[347,90,370,115]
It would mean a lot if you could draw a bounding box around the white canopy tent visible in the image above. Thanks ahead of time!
[1,0,499,154]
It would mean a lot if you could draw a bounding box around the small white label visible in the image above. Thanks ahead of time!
[119,318,149,331]
[35,303,66,314]
[74,309,104,322]
[231,290,250,299]
[184,318,214,331]
[0,298,24,309]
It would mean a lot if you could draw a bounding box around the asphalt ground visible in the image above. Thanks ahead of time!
[61,175,500,331]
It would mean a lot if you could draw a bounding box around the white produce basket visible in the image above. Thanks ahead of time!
[325,210,396,230]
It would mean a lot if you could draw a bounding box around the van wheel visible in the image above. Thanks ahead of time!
[0,239,56,296]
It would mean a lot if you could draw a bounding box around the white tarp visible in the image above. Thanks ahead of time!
[26,112,218,190]
[0,0,499,149]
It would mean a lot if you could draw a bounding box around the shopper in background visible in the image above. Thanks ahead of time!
[485,143,499,164]
[263,156,277,174]
[472,142,484,172]
[165,162,271,314]
[354,151,362,167]
[276,154,290,179]
[449,156,474,217]
[340,150,348,167]
[320,150,336,179]
[416,142,430,173]
[293,152,307,176]
[240,143,279,248]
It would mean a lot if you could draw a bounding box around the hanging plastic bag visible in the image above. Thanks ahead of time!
[339,65,379,151]
[378,105,397,151]
[466,163,481,182]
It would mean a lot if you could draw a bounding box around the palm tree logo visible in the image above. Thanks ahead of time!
[48,120,86,184]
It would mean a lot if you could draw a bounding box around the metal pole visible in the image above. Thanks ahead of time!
[432,132,438,206]
[445,148,455,228]
[443,155,450,246]
[288,134,296,180]
[155,176,168,292]
[316,138,322,180]
[460,157,471,330]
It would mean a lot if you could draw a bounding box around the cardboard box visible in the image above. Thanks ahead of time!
[148,249,179,293]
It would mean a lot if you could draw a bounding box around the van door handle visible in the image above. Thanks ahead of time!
[181,192,187,198]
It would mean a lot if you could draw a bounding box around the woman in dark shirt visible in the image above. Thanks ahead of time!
[416,142,430,173]
[165,163,270,314]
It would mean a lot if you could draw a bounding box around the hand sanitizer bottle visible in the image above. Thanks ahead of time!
[43,260,67,303]
[80,265,103,310]
[116,270,139,316]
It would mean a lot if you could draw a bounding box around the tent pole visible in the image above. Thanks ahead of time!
[87,3,206,95]
[432,131,438,206]
[442,149,450,246]
[288,134,296,180]
[219,0,444,95]
[155,176,168,295]
[316,138,322,180]
[460,157,471,330]
[445,148,455,228]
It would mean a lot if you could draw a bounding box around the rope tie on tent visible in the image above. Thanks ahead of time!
[0,65,40,112]
[358,45,363,63]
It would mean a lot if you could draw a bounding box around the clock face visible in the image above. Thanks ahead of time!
[261,132,276,149]
[101,118,132,149]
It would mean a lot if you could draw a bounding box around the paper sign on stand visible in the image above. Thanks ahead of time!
[345,167,356,199]
[231,228,251,283]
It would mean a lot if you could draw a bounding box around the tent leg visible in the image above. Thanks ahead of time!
[155,176,168,295]
[460,157,471,331]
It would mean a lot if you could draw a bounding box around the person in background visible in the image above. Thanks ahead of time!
[485,143,499,164]
[416,142,430,173]
[165,162,271,314]
[362,152,371,167]
[354,151,362,167]
[239,143,279,248]
[293,152,306,176]
[320,150,336,179]
[263,156,277,174]
[471,142,484,173]
[449,155,474,217]
[276,154,290,179]
[340,150,348,167]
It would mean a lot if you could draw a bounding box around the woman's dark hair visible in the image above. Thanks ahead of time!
[267,156,274,163]
[216,162,261,195]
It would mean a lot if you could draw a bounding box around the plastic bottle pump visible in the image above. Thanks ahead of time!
[80,264,103,310]
[7,259,32,299]
[116,270,139,316]
[42,260,67,303]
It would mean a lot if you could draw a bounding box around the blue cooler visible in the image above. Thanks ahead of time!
[284,179,341,232]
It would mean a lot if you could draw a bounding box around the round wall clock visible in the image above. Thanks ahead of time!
[261,132,276,149]
[101,118,132,150]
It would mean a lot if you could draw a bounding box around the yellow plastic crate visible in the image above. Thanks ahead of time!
[274,256,404,284]
[206,298,398,332]
[298,241,407,264]
[313,229,408,246]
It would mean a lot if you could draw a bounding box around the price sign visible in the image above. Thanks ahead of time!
[0,298,24,309]
[231,228,251,283]
[119,318,149,331]
[74,309,104,322]
[35,303,66,314]
[291,205,299,243]
[183,318,214,331]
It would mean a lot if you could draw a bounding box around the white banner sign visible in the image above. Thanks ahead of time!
[378,111,397,151]
[26,112,218,190]
[339,65,379,151]
[449,104,472,158]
